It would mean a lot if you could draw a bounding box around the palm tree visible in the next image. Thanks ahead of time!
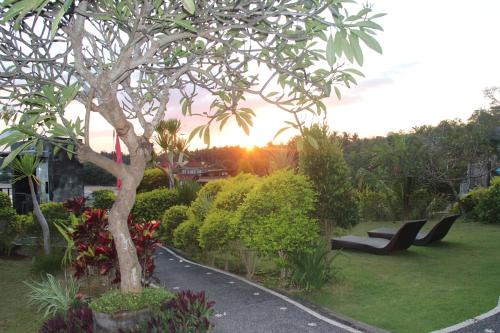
[11,154,51,255]
[155,119,189,188]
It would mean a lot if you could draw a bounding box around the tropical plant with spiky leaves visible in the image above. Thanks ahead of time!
[155,119,190,188]
[10,154,52,254]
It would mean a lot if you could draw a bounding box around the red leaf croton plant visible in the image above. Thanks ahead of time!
[65,197,161,285]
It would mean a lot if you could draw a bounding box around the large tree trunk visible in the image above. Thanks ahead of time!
[28,177,51,255]
[77,137,149,293]
[108,175,143,293]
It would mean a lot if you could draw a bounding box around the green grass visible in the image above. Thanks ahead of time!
[299,219,500,333]
[0,258,43,333]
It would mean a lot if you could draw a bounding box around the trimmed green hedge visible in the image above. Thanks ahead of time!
[40,202,69,224]
[92,189,116,210]
[137,168,169,193]
[132,188,180,222]
[160,205,189,244]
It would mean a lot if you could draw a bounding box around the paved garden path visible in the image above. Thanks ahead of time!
[154,246,379,333]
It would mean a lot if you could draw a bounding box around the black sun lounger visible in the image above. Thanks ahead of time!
[367,214,461,246]
[331,219,426,255]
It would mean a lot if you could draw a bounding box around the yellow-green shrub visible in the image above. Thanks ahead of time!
[160,205,189,244]
[132,188,179,222]
[236,169,319,257]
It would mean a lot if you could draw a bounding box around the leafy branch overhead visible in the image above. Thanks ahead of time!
[0,0,384,157]
[0,0,384,293]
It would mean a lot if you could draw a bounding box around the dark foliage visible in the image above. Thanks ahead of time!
[125,290,215,333]
[63,197,87,216]
[0,191,11,209]
[137,168,169,193]
[82,163,116,186]
[0,206,18,254]
[82,153,130,186]
[39,303,93,333]
[31,252,64,275]
[71,208,160,284]
[176,180,201,206]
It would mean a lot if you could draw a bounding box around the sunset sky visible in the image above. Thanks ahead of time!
[4,0,500,153]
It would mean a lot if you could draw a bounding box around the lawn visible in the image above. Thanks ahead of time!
[300,219,500,333]
[0,258,43,333]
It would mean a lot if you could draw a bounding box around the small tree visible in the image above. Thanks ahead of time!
[10,154,51,254]
[155,119,189,188]
[236,169,319,278]
[0,0,383,293]
[299,124,359,231]
[199,173,259,269]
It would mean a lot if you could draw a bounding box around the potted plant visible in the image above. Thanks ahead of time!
[90,287,172,332]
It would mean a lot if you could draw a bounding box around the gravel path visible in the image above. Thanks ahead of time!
[153,246,374,333]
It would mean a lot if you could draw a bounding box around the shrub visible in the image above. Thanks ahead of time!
[138,168,169,193]
[40,202,71,235]
[40,202,70,222]
[198,209,234,252]
[0,206,18,254]
[457,186,487,220]
[162,290,214,333]
[173,218,200,252]
[212,173,258,211]
[299,124,359,229]
[127,290,214,333]
[63,197,87,216]
[288,240,336,291]
[189,180,226,221]
[91,189,116,210]
[236,170,319,265]
[176,180,201,205]
[31,252,64,275]
[160,205,189,244]
[408,188,433,219]
[11,213,38,237]
[25,273,80,318]
[358,190,394,221]
[0,191,11,209]
[90,287,172,314]
[198,174,258,256]
[39,303,93,333]
[426,194,452,217]
[132,188,179,222]
[474,178,500,224]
